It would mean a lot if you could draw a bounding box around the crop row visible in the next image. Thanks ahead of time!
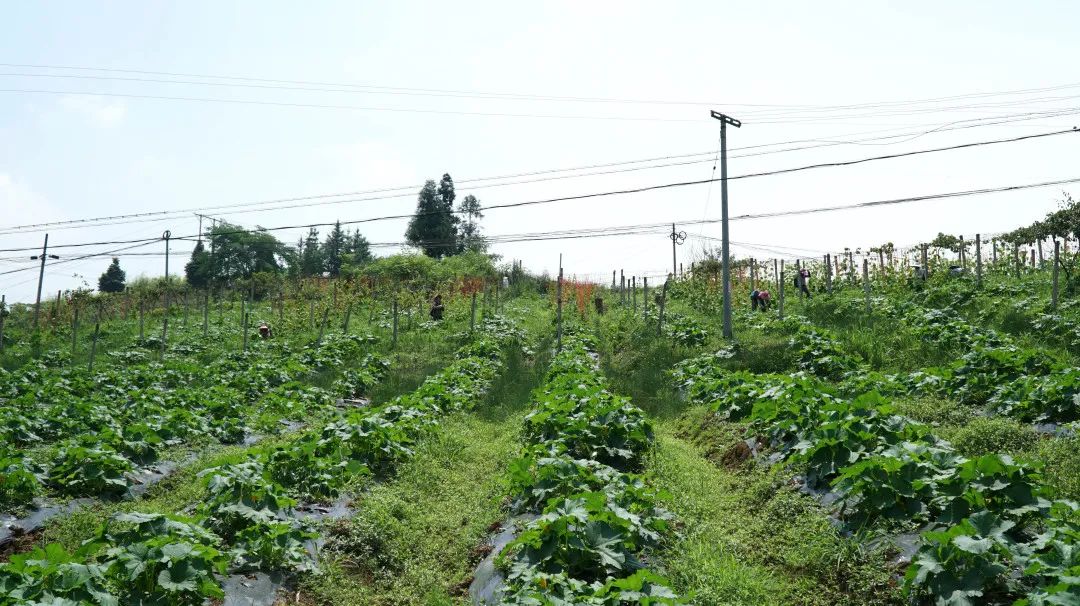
[0,315,526,606]
[0,329,385,514]
[757,302,1080,427]
[858,302,1080,424]
[673,351,1080,605]
[496,331,682,604]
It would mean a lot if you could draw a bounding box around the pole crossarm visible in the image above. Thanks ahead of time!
[709,111,742,128]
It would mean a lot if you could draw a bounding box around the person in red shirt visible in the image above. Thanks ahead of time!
[750,289,771,311]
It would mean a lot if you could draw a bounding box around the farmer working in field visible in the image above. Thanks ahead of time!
[258,322,273,339]
[750,289,771,311]
[430,294,445,321]
[797,267,812,299]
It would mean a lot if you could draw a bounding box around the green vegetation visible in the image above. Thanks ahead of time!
[6,196,1080,605]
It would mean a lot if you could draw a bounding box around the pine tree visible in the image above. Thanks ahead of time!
[405,175,459,258]
[184,240,212,289]
[98,257,127,293]
[349,230,373,264]
[298,227,324,276]
[457,194,487,253]
[322,221,347,277]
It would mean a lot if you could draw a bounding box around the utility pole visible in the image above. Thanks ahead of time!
[31,234,59,331]
[161,230,171,357]
[669,223,686,276]
[710,110,741,339]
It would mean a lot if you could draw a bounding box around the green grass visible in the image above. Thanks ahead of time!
[301,411,523,605]
[651,415,903,606]
[297,309,550,605]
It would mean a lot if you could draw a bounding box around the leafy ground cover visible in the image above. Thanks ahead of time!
[672,347,1080,605]
[491,329,681,604]
[0,304,528,605]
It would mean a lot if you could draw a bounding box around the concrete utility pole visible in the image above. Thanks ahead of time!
[710,110,741,339]
[161,230,171,356]
[669,223,686,276]
[31,233,59,331]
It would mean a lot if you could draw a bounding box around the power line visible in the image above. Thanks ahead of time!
[3,111,1074,236]
[0,240,164,278]
[725,176,1080,222]
[0,63,841,109]
[2,172,1077,285]
[0,127,1074,258]
[6,72,1076,123]
[7,62,1080,113]
[0,88,703,123]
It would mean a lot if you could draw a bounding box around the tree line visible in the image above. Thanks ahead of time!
[95,173,489,293]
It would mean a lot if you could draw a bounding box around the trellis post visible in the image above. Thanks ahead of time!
[975,234,983,288]
[1053,240,1060,310]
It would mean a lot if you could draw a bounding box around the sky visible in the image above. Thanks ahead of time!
[1,1,1079,302]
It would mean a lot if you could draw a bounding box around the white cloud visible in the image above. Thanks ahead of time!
[58,94,127,127]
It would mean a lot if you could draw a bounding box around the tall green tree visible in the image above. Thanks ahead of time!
[405,175,459,258]
[97,257,127,293]
[298,227,324,277]
[437,173,456,209]
[322,221,347,277]
[206,222,286,284]
[184,240,212,289]
[457,194,487,253]
[348,229,373,265]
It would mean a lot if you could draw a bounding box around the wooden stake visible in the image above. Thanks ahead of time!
[1015,243,1021,278]
[203,291,209,336]
[643,277,649,317]
[343,303,352,333]
[391,298,398,349]
[975,234,983,288]
[862,259,871,321]
[556,267,563,351]
[778,261,785,320]
[0,295,5,357]
[470,291,478,333]
[773,259,779,293]
[658,276,669,336]
[71,304,79,357]
[139,299,145,340]
[825,254,833,294]
[317,305,329,344]
[88,308,101,371]
[1053,239,1060,309]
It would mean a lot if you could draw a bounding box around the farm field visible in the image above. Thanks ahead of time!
[2,239,1080,606]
